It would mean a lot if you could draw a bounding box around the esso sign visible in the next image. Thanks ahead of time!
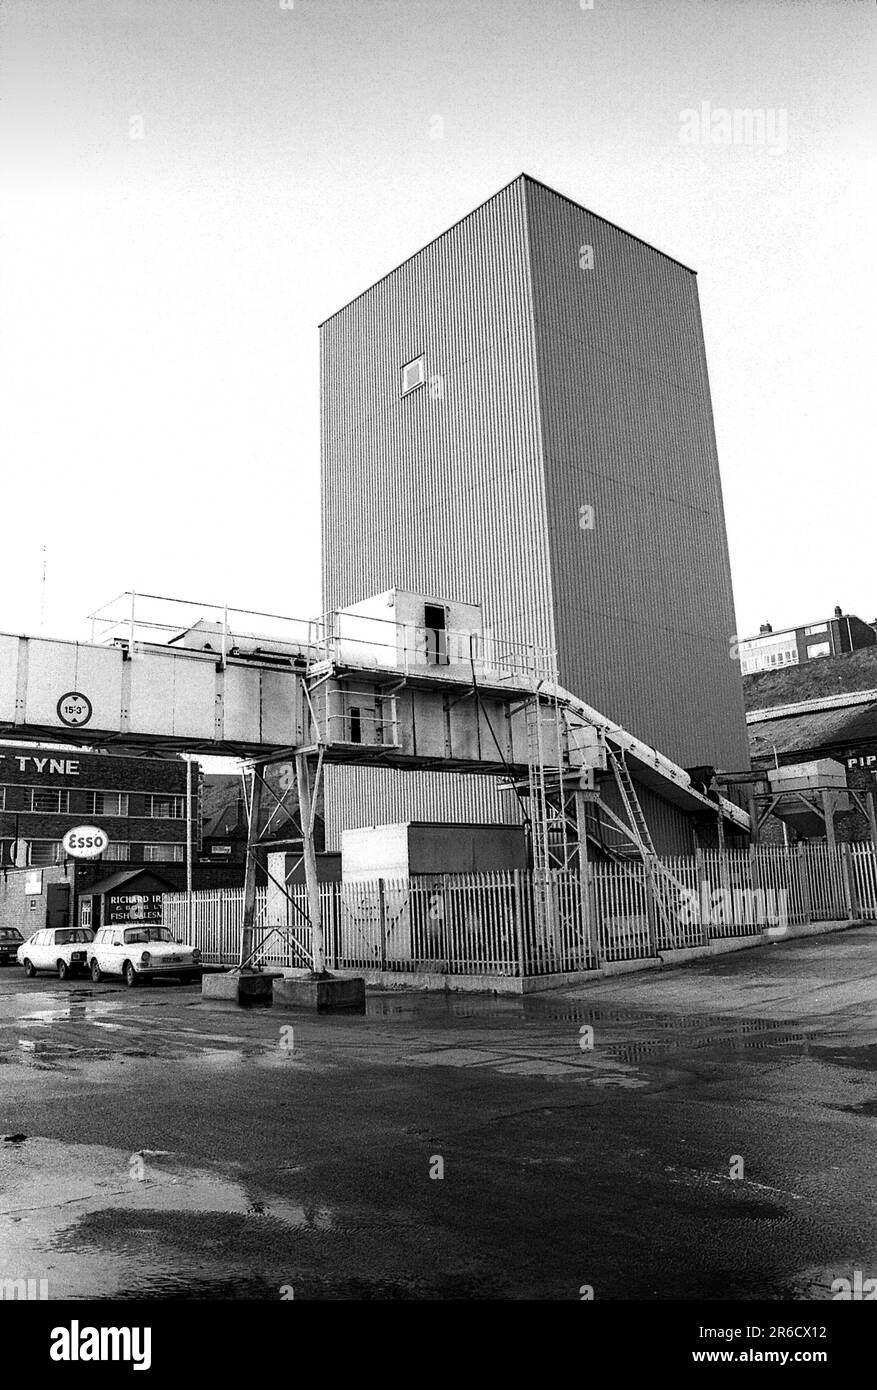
[62,826,109,860]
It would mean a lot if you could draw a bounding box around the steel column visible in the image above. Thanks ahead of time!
[238,770,264,969]
[822,789,837,854]
[295,751,326,976]
[574,787,595,960]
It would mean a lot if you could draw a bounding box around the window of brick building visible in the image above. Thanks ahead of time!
[28,841,63,866]
[148,795,185,819]
[143,843,184,862]
[103,843,131,862]
[29,788,69,814]
[82,791,129,816]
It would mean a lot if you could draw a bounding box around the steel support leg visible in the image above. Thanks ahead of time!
[238,770,264,969]
[574,787,595,962]
[295,751,327,977]
[822,788,837,854]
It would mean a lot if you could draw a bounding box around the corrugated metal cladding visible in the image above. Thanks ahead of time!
[591,779,700,858]
[323,766,521,852]
[320,177,554,653]
[522,178,749,771]
[319,174,749,848]
[320,178,556,848]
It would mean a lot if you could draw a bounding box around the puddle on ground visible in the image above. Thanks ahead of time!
[365,993,526,1021]
[0,1136,345,1300]
[811,1044,877,1073]
[830,1097,877,1117]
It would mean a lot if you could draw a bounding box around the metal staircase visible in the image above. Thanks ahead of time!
[606,749,691,948]
[522,692,602,970]
[609,749,657,856]
[525,690,572,871]
[525,696,550,873]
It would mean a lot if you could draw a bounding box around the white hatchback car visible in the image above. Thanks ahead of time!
[88,924,202,987]
[18,927,95,980]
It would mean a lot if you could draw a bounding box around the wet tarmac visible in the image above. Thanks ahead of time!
[0,925,875,1299]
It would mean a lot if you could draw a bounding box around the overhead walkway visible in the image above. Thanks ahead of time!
[0,590,749,971]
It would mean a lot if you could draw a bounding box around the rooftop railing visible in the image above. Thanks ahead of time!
[86,591,556,687]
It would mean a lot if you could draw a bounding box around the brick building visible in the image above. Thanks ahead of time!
[199,767,329,867]
[199,774,247,869]
[0,744,243,938]
[0,742,191,869]
[739,606,875,676]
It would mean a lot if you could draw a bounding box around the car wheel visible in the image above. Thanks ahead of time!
[90,959,103,983]
[57,960,69,981]
[23,959,36,978]
[123,961,139,988]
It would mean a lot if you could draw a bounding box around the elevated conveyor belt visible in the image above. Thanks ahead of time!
[0,627,748,835]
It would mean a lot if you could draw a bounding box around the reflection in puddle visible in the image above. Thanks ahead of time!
[366,993,526,1021]
[0,1136,338,1300]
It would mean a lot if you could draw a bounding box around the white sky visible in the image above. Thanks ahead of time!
[1,0,874,648]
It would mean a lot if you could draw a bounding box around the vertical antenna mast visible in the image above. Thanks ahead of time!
[39,546,47,630]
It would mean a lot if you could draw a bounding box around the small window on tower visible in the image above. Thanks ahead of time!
[401,356,425,396]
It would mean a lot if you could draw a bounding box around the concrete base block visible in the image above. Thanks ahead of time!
[601,956,662,977]
[358,968,527,994]
[763,918,861,943]
[520,968,603,993]
[201,970,279,1005]
[708,934,762,957]
[660,946,711,966]
[273,973,366,1012]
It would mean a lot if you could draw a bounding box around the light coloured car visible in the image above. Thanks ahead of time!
[88,924,202,987]
[17,927,95,980]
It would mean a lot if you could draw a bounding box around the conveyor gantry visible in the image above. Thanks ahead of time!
[0,592,749,974]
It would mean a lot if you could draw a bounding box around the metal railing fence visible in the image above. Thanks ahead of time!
[162,843,877,979]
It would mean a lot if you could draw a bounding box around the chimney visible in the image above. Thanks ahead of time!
[834,605,842,618]
[759,622,773,634]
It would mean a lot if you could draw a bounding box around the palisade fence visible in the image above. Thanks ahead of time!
[162,843,877,980]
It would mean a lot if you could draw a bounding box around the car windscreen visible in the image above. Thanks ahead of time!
[0,929,23,940]
[55,930,94,945]
[123,927,175,944]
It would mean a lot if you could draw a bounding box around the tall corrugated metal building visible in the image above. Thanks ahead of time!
[320,174,749,852]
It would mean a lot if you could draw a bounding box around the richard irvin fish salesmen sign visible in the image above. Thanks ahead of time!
[106,894,164,925]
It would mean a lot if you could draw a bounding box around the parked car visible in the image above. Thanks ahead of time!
[0,927,25,966]
[17,927,95,979]
[88,925,202,987]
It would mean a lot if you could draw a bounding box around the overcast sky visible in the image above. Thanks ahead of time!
[1,0,874,648]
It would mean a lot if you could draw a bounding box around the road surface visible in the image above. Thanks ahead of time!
[1,924,875,1299]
